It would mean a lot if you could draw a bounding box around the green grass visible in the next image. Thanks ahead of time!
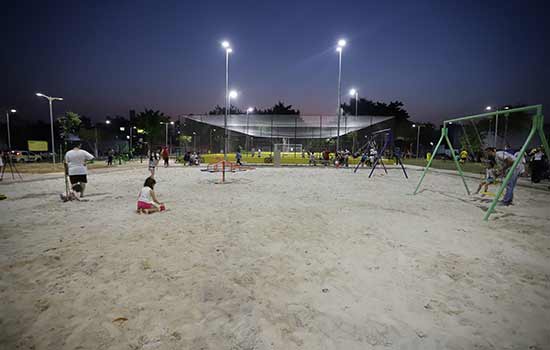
[402,158,484,174]
[201,152,486,174]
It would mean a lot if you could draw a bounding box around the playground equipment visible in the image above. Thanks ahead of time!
[414,104,550,221]
[354,129,408,178]
[201,159,254,183]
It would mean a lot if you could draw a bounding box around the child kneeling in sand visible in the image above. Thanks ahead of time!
[137,177,165,214]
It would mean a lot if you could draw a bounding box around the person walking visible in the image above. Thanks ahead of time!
[65,142,94,198]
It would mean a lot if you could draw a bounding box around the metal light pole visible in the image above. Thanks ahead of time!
[36,93,63,164]
[246,107,253,154]
[5,109,16,150]
[336,39,346,152]
[413,124,423,159]
[348,88,358,137]
[227,90,238,155]
[160,121,174,148]
[222,41,232,161]
[485,106,499,148]
[193,132,197,151]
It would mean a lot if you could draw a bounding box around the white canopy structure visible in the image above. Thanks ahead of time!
[185,114,393,139]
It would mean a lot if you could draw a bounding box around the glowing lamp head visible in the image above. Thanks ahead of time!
[36,93,44,97]
[485,106,492,111]
[10,109,16,113]
[337,39,347,47]
[412,124,416,128]
[221,41,230,48]
[247,107,254,113]
[349,89,357,96]
[229,90,238,99]
[106,120,111,124]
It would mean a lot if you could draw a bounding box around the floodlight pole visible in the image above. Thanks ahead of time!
[36,93,63,164]
[414,124,423,159]
[5,110,14,150]
[224,48,229,161]
[336,48,343,152]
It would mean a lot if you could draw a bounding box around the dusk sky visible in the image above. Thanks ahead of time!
[3,0,549,124]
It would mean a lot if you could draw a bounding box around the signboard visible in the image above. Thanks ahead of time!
[28,140,48,152]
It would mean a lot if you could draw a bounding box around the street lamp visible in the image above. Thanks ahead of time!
[336,39,346,152]
[226,90,238,154]
[192,131,197,151]
[105,120,111,124]
[5,109,16,150]
[246,107,253,153]
[348,88,358,134]
[160,121,174,148]
[485,106,498,147]
[412,123,424,159]
[222,40,233,160]
[36,92,63,164]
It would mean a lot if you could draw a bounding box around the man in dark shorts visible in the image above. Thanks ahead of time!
[65,142,94,198]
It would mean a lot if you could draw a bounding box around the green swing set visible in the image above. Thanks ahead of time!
[414,105,550,221]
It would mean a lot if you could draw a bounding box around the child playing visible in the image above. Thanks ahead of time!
[475,161,496,194]
[137,177,165,214]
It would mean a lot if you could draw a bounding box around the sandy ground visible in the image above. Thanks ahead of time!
[1,165,549,350]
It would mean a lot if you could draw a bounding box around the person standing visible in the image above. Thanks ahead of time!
[65,142,94,198]
[107,148,114,166]
[161,147,169,167]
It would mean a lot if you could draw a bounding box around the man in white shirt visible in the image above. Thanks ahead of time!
[65,143,94,197]
[486,147,522,206]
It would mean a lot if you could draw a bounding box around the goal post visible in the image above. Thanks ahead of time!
[413,104,550,221]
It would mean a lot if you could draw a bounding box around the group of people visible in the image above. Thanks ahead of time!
[181,151,201,166]
[60,139,549,213]
[474,146,548,206]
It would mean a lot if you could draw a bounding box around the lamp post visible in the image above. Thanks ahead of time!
[192,131,197,151]
[36,93,63,164]
[227,90,238,155]
[412,123,424,159]
[485,106,499,148]
[222,41,232,160]
[160,121,174,148]
[348,88,358,134]
[210,128,216,152]
[246,107,253,154]
[336,39,346,152]
[5,109,16,150]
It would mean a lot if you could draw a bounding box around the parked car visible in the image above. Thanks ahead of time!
[10,151,43,162]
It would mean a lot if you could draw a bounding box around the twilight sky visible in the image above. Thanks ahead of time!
[2,0,549,124]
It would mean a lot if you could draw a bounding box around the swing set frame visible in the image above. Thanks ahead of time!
[414,104,550,221]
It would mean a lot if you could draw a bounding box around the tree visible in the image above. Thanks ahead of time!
[57,111,82,140]
[135,109,169,146]
[258,101,300,115]
[178,135,192,150]
[208,105,243,115]
[341,98,409,119]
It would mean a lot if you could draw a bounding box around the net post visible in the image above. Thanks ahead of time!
[414,127,445,194]
[536,112,550,162]
[483,119,538,221]
[445,131,470,195]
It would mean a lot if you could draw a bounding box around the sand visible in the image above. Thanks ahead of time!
[1,164,549,349]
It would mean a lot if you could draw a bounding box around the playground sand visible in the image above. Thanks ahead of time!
[1,165,549,349]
